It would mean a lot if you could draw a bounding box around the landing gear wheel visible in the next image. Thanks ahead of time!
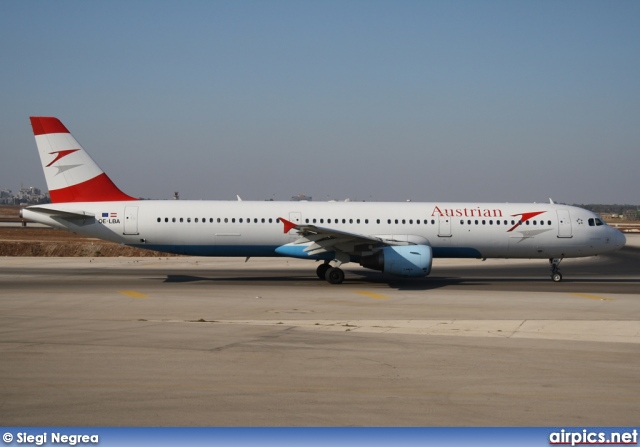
[316,263,331,279]
[549,258,563,282]
[325,267,345,284]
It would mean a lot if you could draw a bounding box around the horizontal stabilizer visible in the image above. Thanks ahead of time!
[23,205,94,219]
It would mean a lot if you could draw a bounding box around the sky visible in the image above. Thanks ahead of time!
[1,0,639,204]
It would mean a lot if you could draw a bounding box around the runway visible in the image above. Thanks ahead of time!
[1,236,639,426]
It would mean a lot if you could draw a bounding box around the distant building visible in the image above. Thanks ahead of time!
[0,189,12,204]
[0,186,49,204]
[290,194,312,201]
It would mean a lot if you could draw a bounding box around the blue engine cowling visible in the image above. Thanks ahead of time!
[359,245,432,277]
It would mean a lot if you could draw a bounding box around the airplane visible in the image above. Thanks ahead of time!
[21,116,626,284]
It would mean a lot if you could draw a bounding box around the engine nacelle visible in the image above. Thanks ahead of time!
[359,245,432,277]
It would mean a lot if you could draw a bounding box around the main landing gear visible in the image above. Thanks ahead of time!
[549,258,563,282]
[316,262,345,284]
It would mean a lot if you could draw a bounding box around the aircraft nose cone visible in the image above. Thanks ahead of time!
[617,230,627,248]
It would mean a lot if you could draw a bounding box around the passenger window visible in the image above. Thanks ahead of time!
[357,219,360,224]
[224,218,228,223]
[195,218,198,223]
[431,220,435,225]
[180,218,184,223]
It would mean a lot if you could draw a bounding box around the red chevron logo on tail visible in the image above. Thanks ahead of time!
[46,149,80,167]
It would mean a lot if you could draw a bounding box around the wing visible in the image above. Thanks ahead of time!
[278,217,425,259]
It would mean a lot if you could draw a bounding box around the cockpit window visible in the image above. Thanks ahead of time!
[588,218,606,227]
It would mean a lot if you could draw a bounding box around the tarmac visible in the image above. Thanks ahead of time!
[1,235,639,426]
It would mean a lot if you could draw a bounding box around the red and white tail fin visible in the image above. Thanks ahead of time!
[30,117,137,203]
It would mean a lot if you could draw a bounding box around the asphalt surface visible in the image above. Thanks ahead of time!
[1,236,639,426]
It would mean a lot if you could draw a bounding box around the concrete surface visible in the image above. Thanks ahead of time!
[1,241,639,426]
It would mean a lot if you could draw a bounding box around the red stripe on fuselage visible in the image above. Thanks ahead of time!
[507,211,546,232]
[49,173,138,203]
[30,117,70,135]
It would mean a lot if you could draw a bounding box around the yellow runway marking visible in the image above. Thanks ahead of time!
[118,290,149,299]
[355,291,389,300]
[571,293,614,301]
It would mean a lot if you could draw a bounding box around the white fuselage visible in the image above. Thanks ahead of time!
[23,200,626,260]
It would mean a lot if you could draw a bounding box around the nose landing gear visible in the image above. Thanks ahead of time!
[549,258,563,282]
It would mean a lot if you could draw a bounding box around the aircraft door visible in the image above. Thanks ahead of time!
[438,216,452,237]
[557,209,572,238]
[123,206,139,235]
[288,212,301,235]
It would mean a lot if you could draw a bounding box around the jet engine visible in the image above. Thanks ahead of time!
[359,245,432,277]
